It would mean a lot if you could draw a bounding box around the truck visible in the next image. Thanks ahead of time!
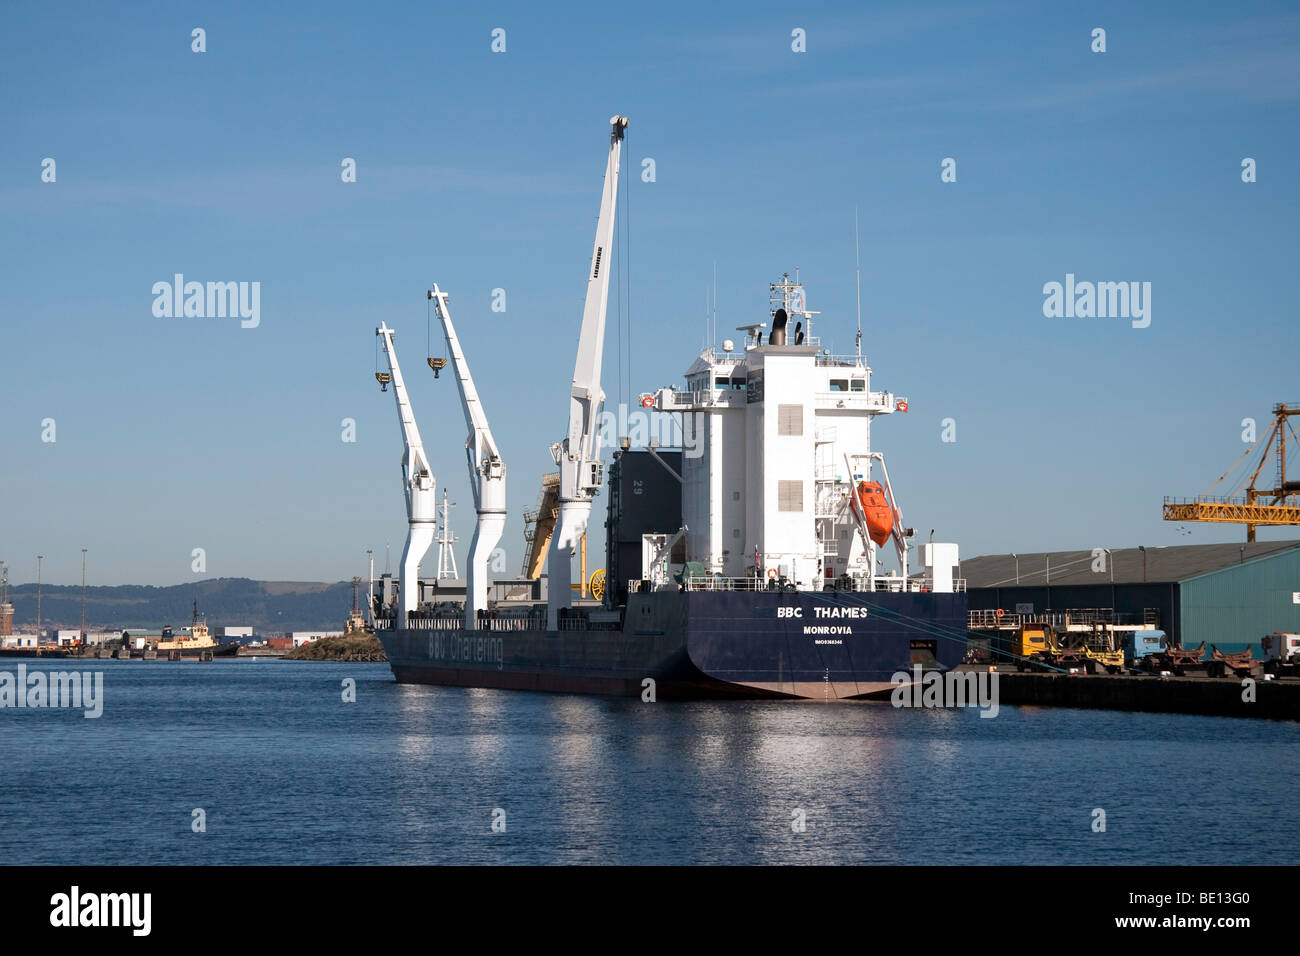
[1122,629,1167,667]
[1261,632,1300,677]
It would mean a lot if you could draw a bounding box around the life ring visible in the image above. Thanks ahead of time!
[639,394,654,408]
[995,608,1005,620]
[767,568,777,579]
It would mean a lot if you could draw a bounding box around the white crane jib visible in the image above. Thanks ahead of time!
[428,284,506,630]
[376,322,436,622]
[548,114,627,628]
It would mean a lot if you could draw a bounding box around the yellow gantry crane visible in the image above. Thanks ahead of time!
[1163,402,1300,541]
[521,472,603,598]
[522,473,561,580]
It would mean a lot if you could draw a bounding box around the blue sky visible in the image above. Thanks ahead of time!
[2,1,1298,586]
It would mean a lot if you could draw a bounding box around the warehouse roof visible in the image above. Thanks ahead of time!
[961,540,1300,588]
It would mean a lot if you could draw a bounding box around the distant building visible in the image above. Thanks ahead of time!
[215,625,254,641]
[0,602,13,636]
[1,634,38,649]
[54,629,82,646]
[266,636,294,650]
[291,630,344,648]
[964,540,1300,648]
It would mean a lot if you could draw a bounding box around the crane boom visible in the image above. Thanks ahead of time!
[376,323,436,622]
[428,285,507,629]
[548,114,627,627]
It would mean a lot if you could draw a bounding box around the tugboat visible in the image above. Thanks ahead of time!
[344,577,372,635]
[155,601,238,660]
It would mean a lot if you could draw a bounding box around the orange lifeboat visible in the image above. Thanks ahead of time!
[853,481,894,547]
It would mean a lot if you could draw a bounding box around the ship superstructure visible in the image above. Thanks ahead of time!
[656,270,956,594]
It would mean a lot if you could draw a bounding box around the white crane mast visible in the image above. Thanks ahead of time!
[376,322,436,622]
[428,284,506,628]
[548,114,627,628]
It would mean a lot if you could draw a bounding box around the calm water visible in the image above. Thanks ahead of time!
[1,659,1296,865]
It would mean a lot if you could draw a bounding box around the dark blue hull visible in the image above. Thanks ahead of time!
[379,589,968,700]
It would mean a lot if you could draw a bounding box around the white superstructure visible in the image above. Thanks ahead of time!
[654,272,958,593]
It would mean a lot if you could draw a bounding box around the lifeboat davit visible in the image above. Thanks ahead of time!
[854,481,894,547]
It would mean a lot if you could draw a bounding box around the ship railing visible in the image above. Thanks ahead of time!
[698,350,745,367]
[631,576,770,592]
[660,387,746,410]
[911,577,966,593]
[379,616,551,632]
[393,617,464,630]
[683,576,769,591]
[479,616,547,632]
[815,392,891,409]
[815,355,868,368]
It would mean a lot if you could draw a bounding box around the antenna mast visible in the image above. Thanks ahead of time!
[712,261,718,349]
[854,206,863,360]
[436,490,459,580]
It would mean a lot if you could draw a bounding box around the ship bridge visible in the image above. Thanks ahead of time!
[647,273,950,594]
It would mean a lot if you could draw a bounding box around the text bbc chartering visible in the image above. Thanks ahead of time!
[777,607,868,619]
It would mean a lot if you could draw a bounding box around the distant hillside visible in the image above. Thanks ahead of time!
[5,578,355,635]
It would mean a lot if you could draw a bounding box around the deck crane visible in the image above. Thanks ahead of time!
[428,284,507,629]
[375,322,436,623]
[548,114,628,628]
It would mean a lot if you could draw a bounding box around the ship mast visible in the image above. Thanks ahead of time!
[435,490,459,580]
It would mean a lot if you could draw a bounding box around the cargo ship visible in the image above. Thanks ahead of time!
[371,116,967,699]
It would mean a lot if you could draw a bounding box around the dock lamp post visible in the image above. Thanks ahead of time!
[366,549,374,628]
[1011,553,1019,585]
[36,554,43,643]
[80,549,88,641]
[1139,546,1147,583]
[1104,548,1115,617]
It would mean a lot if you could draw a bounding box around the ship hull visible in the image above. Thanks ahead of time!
[379,589,967,700]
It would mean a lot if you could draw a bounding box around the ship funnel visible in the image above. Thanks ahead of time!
[769,308,788,345]
[794,321,804,345]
